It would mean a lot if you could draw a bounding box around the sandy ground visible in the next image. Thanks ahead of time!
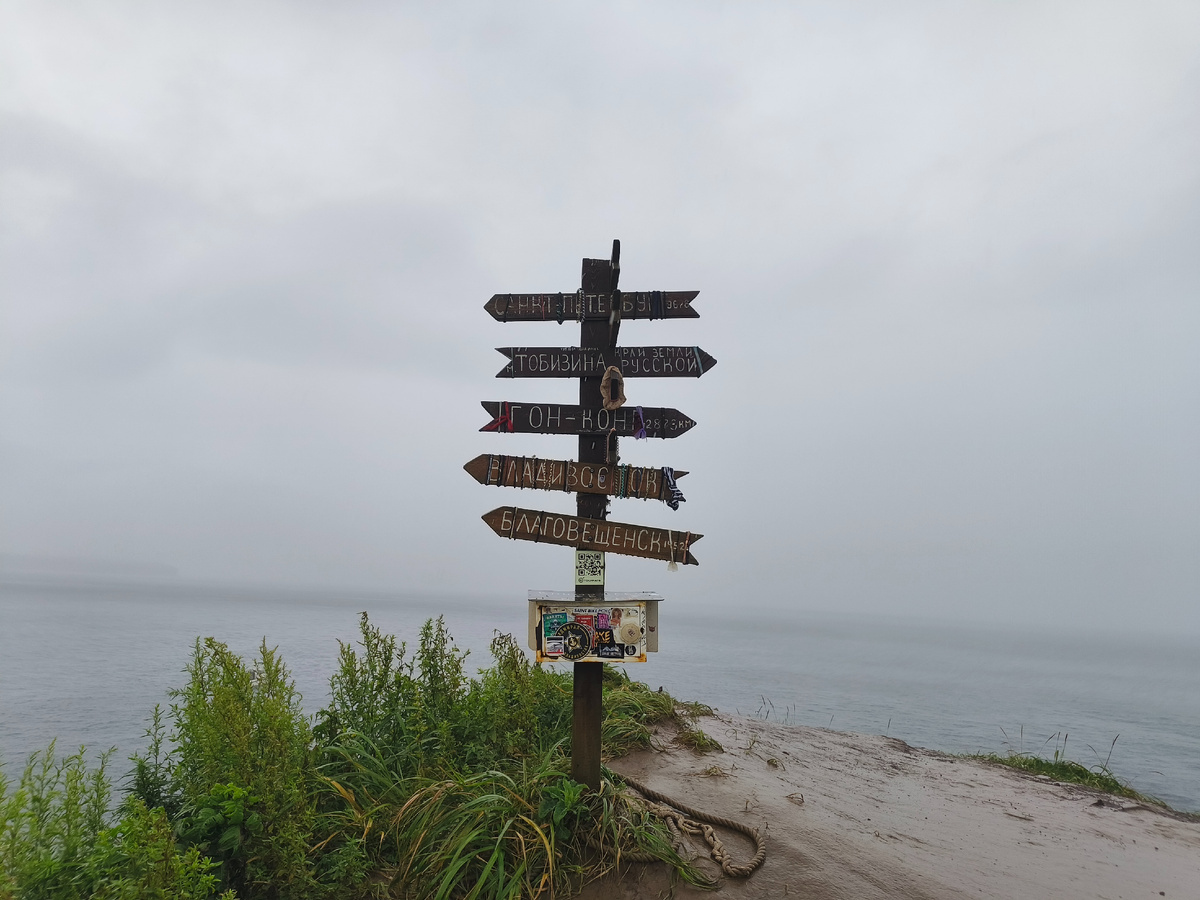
[577,713,1200,900]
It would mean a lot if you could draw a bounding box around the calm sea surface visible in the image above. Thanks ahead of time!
[2,579,1197,811]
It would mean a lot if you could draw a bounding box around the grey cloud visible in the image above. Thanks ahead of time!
[1,1,1197,634]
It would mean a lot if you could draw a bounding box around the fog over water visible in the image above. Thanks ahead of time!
[2,5,1197,639]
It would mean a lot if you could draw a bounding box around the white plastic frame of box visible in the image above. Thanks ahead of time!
[527,590,662,663]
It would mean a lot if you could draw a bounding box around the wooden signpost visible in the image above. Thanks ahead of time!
[495,346,717,378]
[481,507,701,565]
[480,402,697,438]
[484,290,699,322]
[463,454,686,499]
[468,241,710,789]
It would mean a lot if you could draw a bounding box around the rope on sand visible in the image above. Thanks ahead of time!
[616,774,767,878]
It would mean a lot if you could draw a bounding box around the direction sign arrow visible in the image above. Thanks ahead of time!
[463,454,687,499]
[495,346,717,378]
[480,402,696,438]
[485,291,699,323]
[482,506,701,565]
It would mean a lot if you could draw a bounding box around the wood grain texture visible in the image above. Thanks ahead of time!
[481,506,701,565]
[484,290,699,322]
[495,346,717,378]
[480,401,696,438]
[463,454,686,498]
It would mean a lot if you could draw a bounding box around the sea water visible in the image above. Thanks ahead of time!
[2,579,1197,811]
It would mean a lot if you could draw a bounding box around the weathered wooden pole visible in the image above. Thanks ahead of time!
[571,240,620,789]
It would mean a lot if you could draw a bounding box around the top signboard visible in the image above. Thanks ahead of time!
[485,291,699,322]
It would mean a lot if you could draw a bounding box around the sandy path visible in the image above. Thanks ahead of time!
[578,713,1199,899]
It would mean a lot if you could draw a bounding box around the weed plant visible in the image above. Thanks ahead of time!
[4,613,710,899]
[167,638,320,898]
[0,743,231,899]
[969,730,1165,807]
[313,614,706,897]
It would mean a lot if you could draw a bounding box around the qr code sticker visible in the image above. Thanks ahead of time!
[575,550,605,585]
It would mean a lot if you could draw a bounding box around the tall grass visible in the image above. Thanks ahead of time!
[4,613,707,898]
[168,638,318,898]
[312,614,706,897]
[0,743,231,899]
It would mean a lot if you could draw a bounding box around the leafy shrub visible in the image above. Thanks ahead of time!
[176,784,263,860]
[125,706,181,822]
[168,638,317,898]
[4,614,710,900]
[538,777,587,833]
[0,741,111,900]
[312,614,707,897]
[313,611,420,758]
[465,632,573,764]
[0,745,231,900]
[90,799,232,900]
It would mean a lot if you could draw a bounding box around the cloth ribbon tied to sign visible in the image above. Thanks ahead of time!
[633,406,647,440]
[661,467,686,511]
[482,401,514,433]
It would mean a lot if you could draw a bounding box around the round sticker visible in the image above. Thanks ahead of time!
[618,621,642,645]
[556,622,593,661]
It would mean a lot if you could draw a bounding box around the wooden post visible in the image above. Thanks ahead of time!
[571,240,619,789]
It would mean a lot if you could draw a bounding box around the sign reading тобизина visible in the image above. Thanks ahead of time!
[495,346,717,378]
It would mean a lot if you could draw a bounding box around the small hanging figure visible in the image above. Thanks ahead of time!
[661,467,686,511]
[600,365,626,411]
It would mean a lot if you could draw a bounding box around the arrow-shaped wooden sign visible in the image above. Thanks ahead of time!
[482,506,700,565]
[495,346,717,378]
[480,402,696,438]
[463,454,687,499]
[485,291,699,322]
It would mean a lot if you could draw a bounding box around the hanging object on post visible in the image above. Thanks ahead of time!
[600,365,626,411]
[661,467,686,510]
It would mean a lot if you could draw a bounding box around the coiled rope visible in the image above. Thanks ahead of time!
[615,774,767,878]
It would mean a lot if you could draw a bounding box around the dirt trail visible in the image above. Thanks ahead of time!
[577,713,1200,899]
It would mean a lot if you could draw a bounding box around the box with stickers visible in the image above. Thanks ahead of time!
[527,590,661,664]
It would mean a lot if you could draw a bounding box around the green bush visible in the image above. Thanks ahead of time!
[0,742,111,900]
[90,799,232,900]
[311,614,706,898]
[0,745,231,900]
[168,638,318,898]
[4,614,709,900]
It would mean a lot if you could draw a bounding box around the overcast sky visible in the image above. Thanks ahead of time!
[2,1,1197,634]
